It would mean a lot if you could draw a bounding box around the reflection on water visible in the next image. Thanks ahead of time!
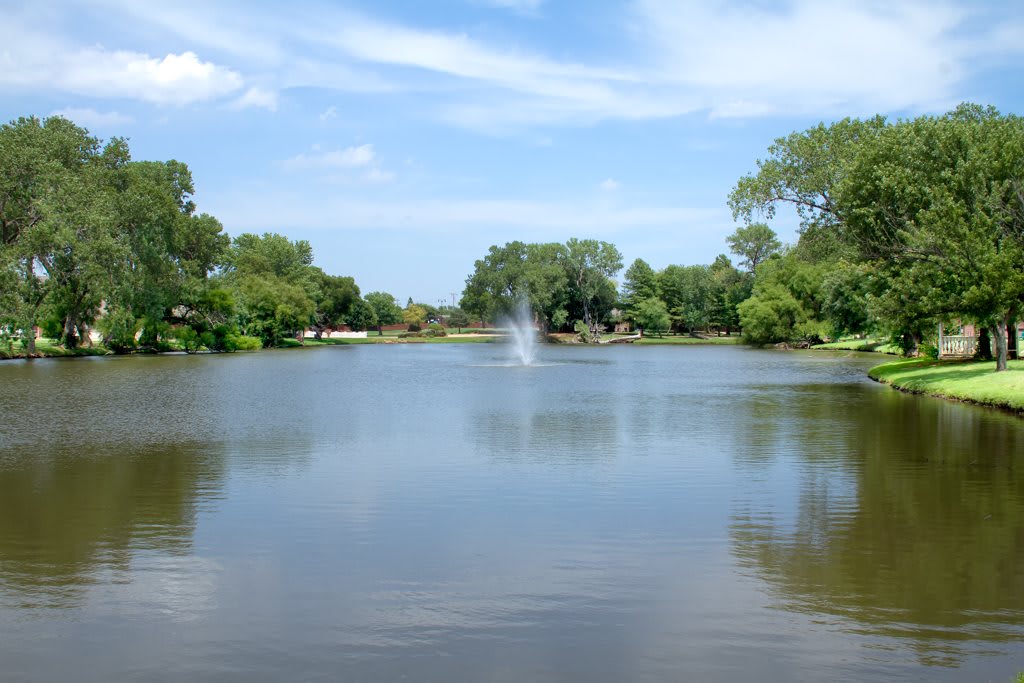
[0,444,225,610]
[731,386,1024,667]
[0,346,1022,682]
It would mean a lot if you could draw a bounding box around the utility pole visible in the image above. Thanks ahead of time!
[450,292,456,309]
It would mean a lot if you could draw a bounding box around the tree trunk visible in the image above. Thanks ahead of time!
[976,328,993,360]
[23,258,36,356]
[62,315,79,349]
[377,325,383,336]
[994,316,1008,372]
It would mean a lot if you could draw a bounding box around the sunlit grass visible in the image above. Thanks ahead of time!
[813,337,899,354]
[869,358,1024,412]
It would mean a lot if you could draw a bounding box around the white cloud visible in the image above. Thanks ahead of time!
[50,107,134,128]
[319,106,338,122]
[282,144,376,170]
[10,0,1022,128]
[599,178,621,192]
[634,0,971,117]
[0,25,244,106]
[231,85,278,111]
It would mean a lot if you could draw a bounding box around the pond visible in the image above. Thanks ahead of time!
[1,344,1022,682]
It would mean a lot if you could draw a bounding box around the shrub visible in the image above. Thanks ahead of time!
[226,334,262,351]
[426,323,447,337]
[407,323,422,332]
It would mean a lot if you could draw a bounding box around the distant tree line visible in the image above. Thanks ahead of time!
[0,115,423,353]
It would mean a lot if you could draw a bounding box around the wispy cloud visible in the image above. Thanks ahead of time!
[8,0,1023,126]
[231,85,278,111]
[599,178,621,192]
[282,144,376,171]
[50,107,134,129]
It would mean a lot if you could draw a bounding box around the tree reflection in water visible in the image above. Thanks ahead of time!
[730,386,1024,667]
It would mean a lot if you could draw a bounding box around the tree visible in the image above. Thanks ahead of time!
[729,116,887,233]
[633,297,670,337]
[345,297,377,332]
[0,116,110,352]
[657,264,714,333]
[621,258,657,313]
[562,238,623,338]
[313,272,360,338]
[446,308,470,333]
[364,291,403,335]
[460,241,569,331]
[836,104,1024,370]
[726,223,781,273]
[403,303,427,329]
[222,233,319,346]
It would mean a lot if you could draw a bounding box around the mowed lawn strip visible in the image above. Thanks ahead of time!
[869,358,1024,412]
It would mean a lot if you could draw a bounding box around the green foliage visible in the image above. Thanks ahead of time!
[657,264,713,332]
[621,258,657,314]
[345,297,377,331]
[364,291,403,334]
[726,223,781,273]
[96,308,140,353]
[633,297,670,336]
[573,320,592,343]
[426,322,447,337]
[738,285,803,345]
[446,308,470,332]
[403,303,427,328]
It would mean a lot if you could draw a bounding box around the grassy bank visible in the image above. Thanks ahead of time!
[812,338,899,354]
[0,338,111,360]
[868,358,1024,412]
[634,334,741,346]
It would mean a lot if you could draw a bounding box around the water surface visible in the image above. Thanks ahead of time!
[1,345,1022,681]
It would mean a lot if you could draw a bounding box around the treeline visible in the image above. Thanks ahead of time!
[0,116,413,353]
[460,236,754,338]
[729,103,1024,371]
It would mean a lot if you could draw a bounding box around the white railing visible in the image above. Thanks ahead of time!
[940,335,977,357]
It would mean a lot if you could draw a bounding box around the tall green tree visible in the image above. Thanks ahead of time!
[726,223,781,274]
[364,291,403,335]
[837,104,1024,369]
[222,233,319,346]
[562,238,622,338]
[621,258,658,314]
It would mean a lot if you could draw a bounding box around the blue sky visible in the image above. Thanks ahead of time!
[2,1,1023,305]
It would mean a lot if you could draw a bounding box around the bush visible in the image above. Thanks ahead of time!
[574,320,592,343]
[398,331,424,338]
[407,323,422,332]
[738,285,802,345]
[226,334,262,351]
[426,323,447,337]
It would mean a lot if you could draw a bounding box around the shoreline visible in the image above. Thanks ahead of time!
[0,332,742,360]
[868,357,1024,414]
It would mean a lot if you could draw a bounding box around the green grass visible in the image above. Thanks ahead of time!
[812,337,899,354]
[633,334,741,346]
[868,357,1024,412]
[0,337,110,359]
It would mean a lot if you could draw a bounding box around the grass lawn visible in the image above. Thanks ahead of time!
[633,334,741,346]
[868,357,1024,412]
[0,337,110,360]
[813,338,900,354]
